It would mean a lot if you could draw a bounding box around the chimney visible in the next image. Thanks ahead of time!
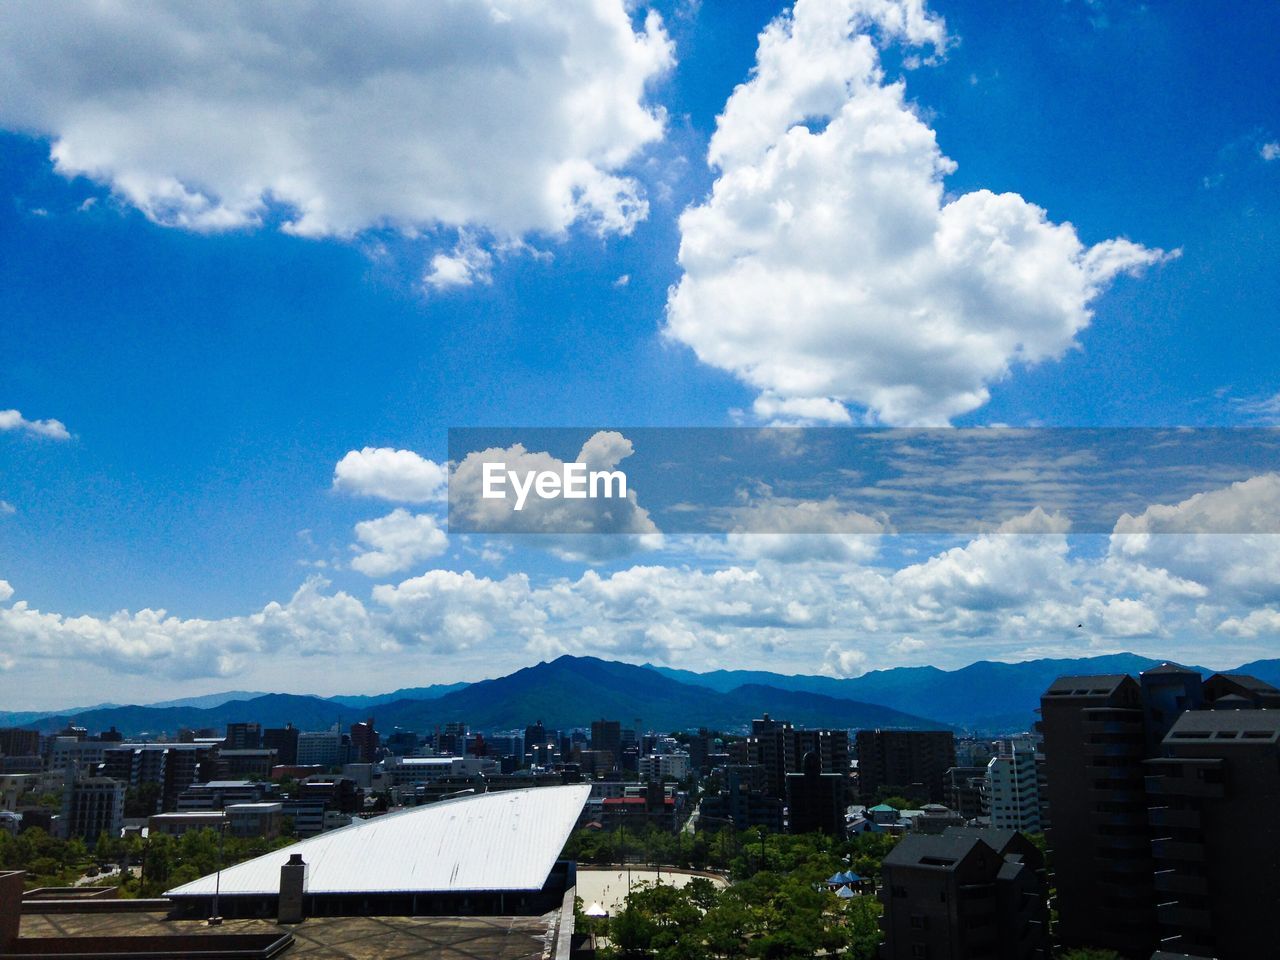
[278,854,306,924]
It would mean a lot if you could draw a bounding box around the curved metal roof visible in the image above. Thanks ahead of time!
[166,783,590,897]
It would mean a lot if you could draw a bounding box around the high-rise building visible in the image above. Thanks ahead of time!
[879,826,1050,960]
[1037,664,1280,957]
[589,719,621,772]
[1145,708,1280,958]
[263,724,299,766]
[747,714,795,799]
[100,743,216,813]
[223,722,262,750]
[985,737,1041,832]
[786,751,844,835]
[349,718,379,763]
[855,729,956,804]
[793,728,850,776]
[1038,673,1153,955]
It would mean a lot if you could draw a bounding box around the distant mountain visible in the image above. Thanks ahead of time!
[143,691,272,710]
[648,653,1221,732]
[368,656,946,732]
[326,683,468,709]
[23,694,363,737]
[19,652,1271,739]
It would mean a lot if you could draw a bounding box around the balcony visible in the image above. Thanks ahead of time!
[1153,869,1208,896]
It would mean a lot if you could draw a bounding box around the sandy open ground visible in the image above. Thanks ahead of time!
[575,867,728,915]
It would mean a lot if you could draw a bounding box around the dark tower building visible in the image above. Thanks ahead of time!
[263,724,299,766]
[590,719,621,772]
[855,729,956,804]
[224,722,262,750]
[786,751,844,835]
[349,718,379,764]
[1039,674,1154,956]
[1146,708,1280,958]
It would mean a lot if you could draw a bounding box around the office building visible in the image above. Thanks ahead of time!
[223,722,262,750]
[296,728,345,768]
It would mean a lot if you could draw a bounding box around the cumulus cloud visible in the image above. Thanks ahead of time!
[333,447,448,503]
[1110,473,1280,606]
[722,496,884,563]
[0,1,672,245]
[664,0,1173,425]
[424,236,493,292]
[449,431,661,560]
[0,580,13,602]
[0,408,71,440]
[350,509,448,577]
[1262,142,1280,162]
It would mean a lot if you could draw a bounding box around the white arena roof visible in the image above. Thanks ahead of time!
[166,783,590,897]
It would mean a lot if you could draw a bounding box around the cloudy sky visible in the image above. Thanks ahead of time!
[2,0,1279,709]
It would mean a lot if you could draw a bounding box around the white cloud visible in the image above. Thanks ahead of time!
[333,447,448,503]
[449,431,661,560]
[1110,474,1280,606]
[0,502,14,516]
[424,237,494,291]
[664,0,1173,425]
[0,580,13,602]
[1218,607,1280,639]
[1262,142,1280,162]
[822,643,868,678]
[0,2,672,245]
[350,508,448,577]
[0,408,71,440]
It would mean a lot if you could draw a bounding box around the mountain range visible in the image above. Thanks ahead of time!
[8,652,1278,738]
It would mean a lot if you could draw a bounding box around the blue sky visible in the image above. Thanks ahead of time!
[1,0,1278,709]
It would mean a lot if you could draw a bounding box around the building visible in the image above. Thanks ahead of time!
[600,781,677,832]
[100,742,216,812]
[944,765,988,820]
[1038,673,1154,956]
[224,722,262,750]
[349,718,379,764]
[1144,708,1280,958]
[637,751,691,782]
[985,738,1041,832]
[590,719,621,773]
[296,728,345,768]
[0,728,40,758]
[214,748,277,780]
[856,729,956,804]
[177,780,275,811]
[699,767,784,834]
[262,724,299,766]
[879,827,1050,960]
[746,714,795,799]
[148,811,226,837]
[226,801,284,839]
[165,784,591,918]
[61,776,125,844]
[794,729,851,776]
[786,751,845,835]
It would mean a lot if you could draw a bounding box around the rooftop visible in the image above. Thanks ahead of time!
[17,909,555,960]
[167,784,590,898]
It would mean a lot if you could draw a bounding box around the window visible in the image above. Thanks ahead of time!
[910,915,927,929]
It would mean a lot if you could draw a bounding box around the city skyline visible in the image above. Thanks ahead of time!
[3,0,1280,708]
